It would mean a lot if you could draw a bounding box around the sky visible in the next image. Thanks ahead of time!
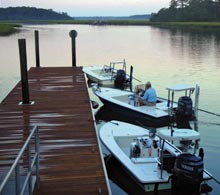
[0,0,171,17]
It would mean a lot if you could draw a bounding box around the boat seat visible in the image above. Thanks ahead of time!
[131,157,157,164]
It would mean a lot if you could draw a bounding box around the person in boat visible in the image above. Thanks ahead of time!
[137,81,157,106]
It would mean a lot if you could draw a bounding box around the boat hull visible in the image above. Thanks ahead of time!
[98,97,170,128]
[83,65,130,87]
[100,121,212,194]
[86,73,115,86]
[105,155,172,194]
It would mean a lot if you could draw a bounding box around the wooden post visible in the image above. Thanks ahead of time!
[129,66,133,92]
[18,39,30,104]
[69,30,77,67]
[35,30,40,67]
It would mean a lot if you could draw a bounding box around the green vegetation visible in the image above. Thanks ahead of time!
[3,4,220,36]
[62,20,220,28]
[0,7,72,20]
[0,19,151,26]
[66,19,151,25]
[62,20,220,29]
[149,21,220,27]
[75,14,150,21]
[0,6,73,35]
[2,20,220,37]
[151,0,220,22]
[0,23,21,36]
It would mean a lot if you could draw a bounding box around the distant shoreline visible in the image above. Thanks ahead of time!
[2,20,220,35]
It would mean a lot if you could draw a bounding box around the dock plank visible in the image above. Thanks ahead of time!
[0,67,110,195]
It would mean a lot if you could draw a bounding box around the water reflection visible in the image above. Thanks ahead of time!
[162,28,220,67]
[154,26,220,69]
[1,24,220,194]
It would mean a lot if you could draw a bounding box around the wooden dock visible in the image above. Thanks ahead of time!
[0,67,111,195]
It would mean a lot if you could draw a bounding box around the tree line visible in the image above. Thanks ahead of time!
[0,7,72,20]
[150,0,220,22]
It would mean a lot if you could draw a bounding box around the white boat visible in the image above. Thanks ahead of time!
[82,59,131,88]
[99,120,212,193]
[93,84,199,128]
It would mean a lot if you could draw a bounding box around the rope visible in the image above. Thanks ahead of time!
[203,169,220,185]
[197,121,220,126]
[198,108,220,117]
[157,95,220,118]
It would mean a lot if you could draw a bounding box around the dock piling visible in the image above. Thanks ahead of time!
[18,39,30,104]
[69,30,77,67]
[35,30,40,67]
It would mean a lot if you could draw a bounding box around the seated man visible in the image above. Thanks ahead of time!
[138,81,157,106]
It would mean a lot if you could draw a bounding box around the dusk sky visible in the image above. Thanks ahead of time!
[1,0,171,16]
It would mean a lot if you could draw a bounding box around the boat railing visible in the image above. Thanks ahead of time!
[110,59,126,72]
[157,134,218,192]
[110,59,127,80]
[99,65,113,75]
[156,134,182,179]
[166,84,200,121]
[0,126,40,195]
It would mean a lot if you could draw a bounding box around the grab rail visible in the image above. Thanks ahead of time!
[0,126,40,195]
[110,59,127,80]
[157,134,182,179]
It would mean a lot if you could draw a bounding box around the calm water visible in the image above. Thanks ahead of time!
[0,24,220,195]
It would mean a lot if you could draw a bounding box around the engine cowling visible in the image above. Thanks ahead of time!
[174,153,203,184]
[177,96,193,118]
[114,69,126,89]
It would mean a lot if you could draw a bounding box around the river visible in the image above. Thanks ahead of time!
[0,24,220,195]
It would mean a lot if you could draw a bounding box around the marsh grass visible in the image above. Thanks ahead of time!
[0,23,21,36]
[1,20,220,36]
[150,22,220,27]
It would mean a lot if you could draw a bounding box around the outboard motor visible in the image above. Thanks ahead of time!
[177,96,193,118]
[114,69,126,89]
[176,96,193,128]
[172,153,203,193]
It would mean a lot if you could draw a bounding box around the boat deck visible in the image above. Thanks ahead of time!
[97,87,170,118]
[0,67,110,195]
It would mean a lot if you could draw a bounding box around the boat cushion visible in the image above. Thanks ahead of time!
[131,157,157,164]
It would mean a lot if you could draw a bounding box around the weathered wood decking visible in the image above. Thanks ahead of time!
[0,67,110,195]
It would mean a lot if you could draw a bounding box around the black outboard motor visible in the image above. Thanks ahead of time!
[172,153,203,194]
[177,96,193,118]
[176,96,193,128]
[114,69,126,89]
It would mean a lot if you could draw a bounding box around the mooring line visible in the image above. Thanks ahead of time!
[197,121,220,126]
[203,169,220,185]
[198,109,220,117]
[155,96,220,118]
